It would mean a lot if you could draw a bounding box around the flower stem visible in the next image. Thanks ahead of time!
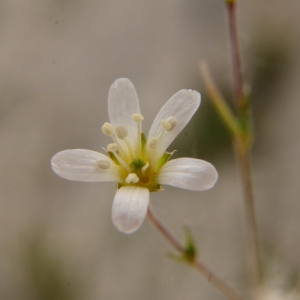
[147,205,245,300]
[235,140,263,290]
[226,1,243,112]
[226,0,263,291]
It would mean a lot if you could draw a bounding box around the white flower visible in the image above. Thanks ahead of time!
[51,78,218,234]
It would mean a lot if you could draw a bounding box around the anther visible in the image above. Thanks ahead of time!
[166,117,177,131]
[115,125,128,140]
[148,138,158,150]
[107,143,118,152]
[132,114,144,122]
[102,122,115,136]
[161,117,177,132]
[125,173,139,184]
[161,120,171,131]
[97,160,111,169]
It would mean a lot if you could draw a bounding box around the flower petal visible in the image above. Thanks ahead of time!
[51,149,122,182]
[108,78,141,146]
[112,186,149,234]
[157,158,218,191]
[148,89,200,158]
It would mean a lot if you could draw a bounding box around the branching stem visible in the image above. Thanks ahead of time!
[147,205,245,300]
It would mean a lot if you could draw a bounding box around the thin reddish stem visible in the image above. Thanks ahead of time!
[227,2,244,110]
[147,205,245,300]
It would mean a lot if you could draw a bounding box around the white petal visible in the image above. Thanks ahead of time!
[51,149,122,182]
[112,186,149,234]
[108,78,141,146]
[148,89,200,158]
[157,158,218,191]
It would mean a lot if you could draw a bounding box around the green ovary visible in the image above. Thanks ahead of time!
[130,158,146,170]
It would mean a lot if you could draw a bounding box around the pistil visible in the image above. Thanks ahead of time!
[125,173,139,184]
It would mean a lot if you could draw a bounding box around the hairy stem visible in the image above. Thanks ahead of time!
[147,205,245,300]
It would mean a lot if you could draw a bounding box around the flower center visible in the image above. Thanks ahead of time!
[100,114,177,191]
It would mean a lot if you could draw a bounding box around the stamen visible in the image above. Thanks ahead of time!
[125,173,139,184]
[132,114,144,156]
[102,122,115,136]
[166,117,177,131]
[141,161,149,175]
[107,146,131,173]
[161,120,171,131]
[97,160,111,169]
[102,124,129,159]
[110,136,130,159]
[147,137,159,172]
[132,114,144,122]
[156,129,165,144]
[115,125,128,140]
[161,117,177,132]
[107,143,118,152]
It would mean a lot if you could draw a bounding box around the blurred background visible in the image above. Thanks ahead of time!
[1,0,300,299]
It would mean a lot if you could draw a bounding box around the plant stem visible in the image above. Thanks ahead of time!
[226,0,264,291]
[227,1,243,111]
[235,141,263,290]
[147,205,245,300]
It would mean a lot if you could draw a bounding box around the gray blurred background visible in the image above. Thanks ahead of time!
[1,0,300,299]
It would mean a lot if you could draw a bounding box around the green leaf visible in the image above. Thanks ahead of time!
[183,227,197,263]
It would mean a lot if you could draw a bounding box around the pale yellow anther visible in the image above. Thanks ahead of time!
[148,138,158,149]
[107,143,118,152]
[102,122,115,136]
[166,117,177,131]
[97,160,111,169]
[125,173,139,184]
[161,117,177,132]
[115,125,128,140]
[161,120,171,131]
[132,114,144,122]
